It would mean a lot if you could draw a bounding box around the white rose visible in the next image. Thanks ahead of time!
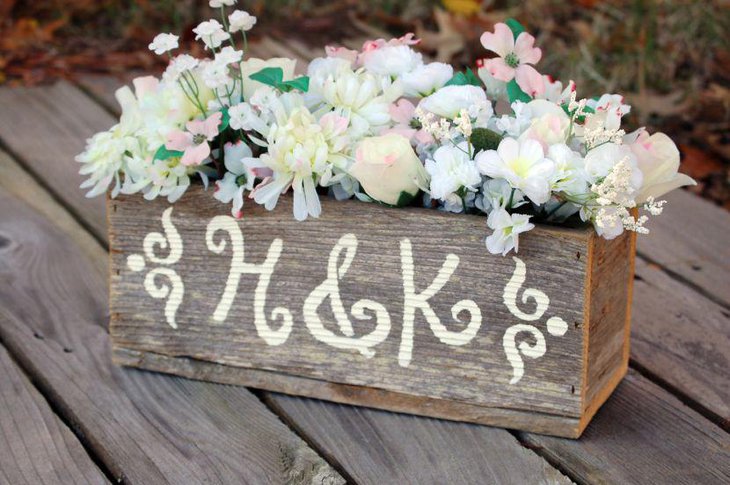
[418,85,488,119]
[628,131,695,203]
[401,62,453,97]
[350,134,430,206]
[240,57,297,100]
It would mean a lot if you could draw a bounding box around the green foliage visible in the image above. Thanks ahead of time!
[154,144,183,161]
[444,68,482,87]
[505,18,526,39]
[470,128,503,154]
[506,79,531,103]
[395,190,417,207]
[248,67,309,93]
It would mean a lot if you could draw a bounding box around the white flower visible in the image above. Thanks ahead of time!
[193,20,228,50]
[491,101,532,137]
[214,142,255,218]
[240,57,297,100]
[547,143,588,197]
[401,62,453,97]
[425,142,481,205]
[77,129,137,198]
[251,95,349,220]
[477,64,508,101]
[215,46,243,65]
[362,45,423,77]
[313,68,400,138]
[350,133,429,206]
[210,0,236,7]
[418,85,488,120]
[627,131,695,204]
[202,59,232,90]
[485,206,535,255]
[475,178,526,213]
[229,10,256,32]
[163,54,199,82]
[148,33,179,55]
[228,102,267,133]
[476,138,555,204]
[583,143,642,192]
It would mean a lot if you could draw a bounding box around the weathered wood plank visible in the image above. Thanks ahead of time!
[0,344,108,485]
[638,188,730,308]
[264,393,572,485]
[632,258,730,424]
[0,188,343,484]
[109,188,629,437]
[1,81,573,482]
[519,370,730,485]
[0,82,108,241]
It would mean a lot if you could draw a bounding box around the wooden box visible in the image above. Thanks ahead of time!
[108,185,635,438]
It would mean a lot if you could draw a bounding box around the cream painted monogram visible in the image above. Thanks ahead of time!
[125,209,570,385]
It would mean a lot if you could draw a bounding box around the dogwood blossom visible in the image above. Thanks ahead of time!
[165,112,222,166]
[480,23,544,96]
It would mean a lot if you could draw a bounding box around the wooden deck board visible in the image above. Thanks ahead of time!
[0,344,108,485]
[0,188,342,484]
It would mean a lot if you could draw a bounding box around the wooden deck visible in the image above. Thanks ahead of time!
[0,39,728,484]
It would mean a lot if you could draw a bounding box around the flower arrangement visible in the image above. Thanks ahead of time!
[77,3,695,256]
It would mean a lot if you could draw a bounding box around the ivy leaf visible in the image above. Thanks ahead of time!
[154,145,184,161]
[506,79,531,103]
[445,68,482,87]
[505,18,526,40]
[248,67,284,87]
[280,76,310,93]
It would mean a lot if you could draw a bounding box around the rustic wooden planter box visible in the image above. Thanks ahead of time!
[108,185,635,438]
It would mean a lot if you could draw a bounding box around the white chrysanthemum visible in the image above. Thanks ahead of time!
[475,137,555,204]
[77,128,139,198]
[148,33,179,55]
[193,20,228,50]
[250,94,350,220]
[362,45,423,77]
[314,68,401,138]
[425,142,481,205]
[418,85,489,120]
[485,206,534,255]
[401,62,453,97]
[228,10,256,32]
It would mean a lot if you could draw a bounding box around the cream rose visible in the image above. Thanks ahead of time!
[350,134,430,206]
[628,131,696,203]
[240,57,297,100]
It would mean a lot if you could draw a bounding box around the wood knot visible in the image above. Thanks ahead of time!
[0,233,12,250]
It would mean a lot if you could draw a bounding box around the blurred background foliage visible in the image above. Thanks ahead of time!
[1,0,728,206]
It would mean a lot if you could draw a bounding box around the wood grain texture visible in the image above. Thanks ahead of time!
[519,370,730,485]
[264,393,573,485]
[637,188,730,308]
[0,344,108,485]
[0,188,343,484]
[0,82,108,241]
[632,258,730,424]
[5,79,574,482]
[108,186,634,436]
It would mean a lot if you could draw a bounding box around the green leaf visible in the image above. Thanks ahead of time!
[506,78,531,103]
[280,76,310,93]
[444,68,482,87]
[395,190,418,207]
[248,67,284,87]
[154,145,184,161]
[505,18,526,39]
[470,128,503,154]
[219,108,230,132]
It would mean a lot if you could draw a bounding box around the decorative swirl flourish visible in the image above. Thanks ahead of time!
[126,207,184,329]
[503,257,549,321]
[503,324,546,384]
[303,234,391,358]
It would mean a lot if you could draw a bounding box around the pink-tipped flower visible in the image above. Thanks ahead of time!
[165,112,222,166]
[480,23,544,97]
